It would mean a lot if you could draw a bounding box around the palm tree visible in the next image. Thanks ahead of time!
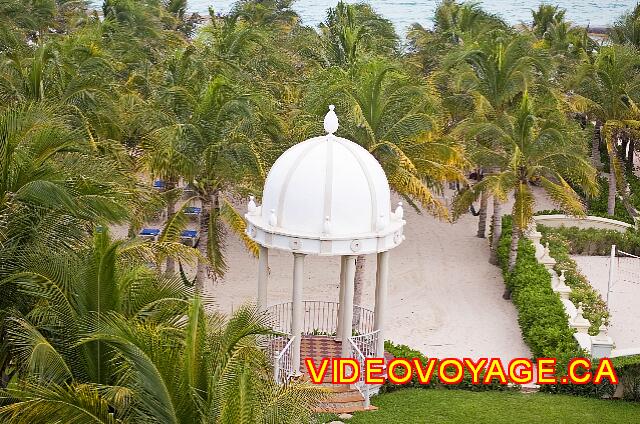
[0,103,135,265]
[1,229,196,386]
[444,31,547,260]
[146,72,269,288]
[568,45,640,215]
[1,298,324,423]
[611,4,640,48]
[433,0,507,44]
[304,58,466,321]
[531,4,565,39]
[455,93,597,290]
[317,1,399,68]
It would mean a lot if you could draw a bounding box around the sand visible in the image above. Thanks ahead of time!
[571,255,640,354]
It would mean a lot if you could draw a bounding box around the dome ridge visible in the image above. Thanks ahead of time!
[334,137,378,233]
[275,136,325,226]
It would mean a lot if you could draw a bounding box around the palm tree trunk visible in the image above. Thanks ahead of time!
[505,216,520,299]
[477,191,489,238]
[489,196,503,265]
[352,254,366,330]
[592,124,603,169]
[165,179,177,274]
[196,192,213,293]
[608,152,617,216]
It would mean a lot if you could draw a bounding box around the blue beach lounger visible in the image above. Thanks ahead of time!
[180,230,199,247]
[139,228,161,241]
[184,206,201,218]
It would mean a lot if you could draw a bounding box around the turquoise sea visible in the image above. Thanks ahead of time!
[185,0,637,32]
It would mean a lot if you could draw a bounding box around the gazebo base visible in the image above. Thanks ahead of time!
[298,335,392,414]
[299,335,393,383]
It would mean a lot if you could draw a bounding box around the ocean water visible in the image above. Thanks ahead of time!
[187,0,637,32]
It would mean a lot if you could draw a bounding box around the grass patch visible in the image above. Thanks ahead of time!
[349,389,640,423]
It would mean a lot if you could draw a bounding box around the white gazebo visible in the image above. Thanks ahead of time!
[245,106,406,386]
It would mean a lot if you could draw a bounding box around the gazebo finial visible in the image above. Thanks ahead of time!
[324,105,339,135]
[248,195,257,215]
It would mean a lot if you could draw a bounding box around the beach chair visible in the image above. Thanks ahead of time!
[153,180,166,190]
[184,206,201,219]
[183,183,196,198]
[180,230,199,247]
[139,228,161,242]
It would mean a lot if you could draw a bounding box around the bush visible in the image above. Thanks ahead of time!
[498,216,610,396]
[380,341,513,393]
[539,227,609,334]
[538,225,640,257]
[612,355,640,402]
[497,217,580,359]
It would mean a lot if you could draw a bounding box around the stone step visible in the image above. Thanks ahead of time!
[520,384,540,394]
[326,390,364,403]
[315,404,378,414]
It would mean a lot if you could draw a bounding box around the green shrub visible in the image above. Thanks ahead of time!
[534,209,567,216]
[381,341,512,393]
[538,225,640,256]
[612,355,640,402]
[497,219,580,358]
[539,228,609,334]
[497,217,629,398]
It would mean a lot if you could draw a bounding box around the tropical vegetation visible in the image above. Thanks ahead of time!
[2,0,640,421]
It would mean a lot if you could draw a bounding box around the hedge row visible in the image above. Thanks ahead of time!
[498,216,622,398]
[380,341,513,393]
[497,217,580,359]
[539,225,640,256]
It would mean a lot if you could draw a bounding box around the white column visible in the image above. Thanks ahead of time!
[341,255,357,358]
[374,251,390,358]
[257,246,269,311]
[335,256,347,341]
[291,253,305,375]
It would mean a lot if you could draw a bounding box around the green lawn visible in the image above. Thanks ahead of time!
[346,389,640,424]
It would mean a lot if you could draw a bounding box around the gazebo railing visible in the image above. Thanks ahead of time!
[347,330,380,408]
[273,336,296,385]
[265,300,375,336]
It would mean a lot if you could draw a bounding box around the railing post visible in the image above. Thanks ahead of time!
[364,384,370,408]
[274,356,280,383]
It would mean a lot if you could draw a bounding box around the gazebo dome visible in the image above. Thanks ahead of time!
[245,106,405,256]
